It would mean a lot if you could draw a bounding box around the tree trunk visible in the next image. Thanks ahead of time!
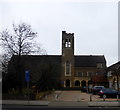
[17,54,22,94]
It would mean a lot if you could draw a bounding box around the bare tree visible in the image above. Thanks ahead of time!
[1,23,45,56]
[0,22,46,93]
[1,54,10,74]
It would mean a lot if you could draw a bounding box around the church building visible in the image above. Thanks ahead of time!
[8,31,106,90]
[61,31,106,88]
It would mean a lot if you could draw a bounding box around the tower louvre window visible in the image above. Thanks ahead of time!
[65,38,71,48]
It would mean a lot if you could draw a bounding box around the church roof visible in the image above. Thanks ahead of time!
[74,55,106,67]
[11,55,106,67]
[103,61,120,76]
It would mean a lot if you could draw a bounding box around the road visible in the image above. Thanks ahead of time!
[42,91,120,102]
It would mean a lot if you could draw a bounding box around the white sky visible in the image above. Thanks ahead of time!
[0,0,119,66]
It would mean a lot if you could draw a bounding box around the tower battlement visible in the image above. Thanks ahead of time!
[62,31,74,55]
[62,31,74,36]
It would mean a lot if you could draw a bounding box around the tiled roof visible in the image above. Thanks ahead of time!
[106,61,120,70]
[12,55,61,65]
[74,55,106,67]
[11,55,106,67]
[104,61,120,75]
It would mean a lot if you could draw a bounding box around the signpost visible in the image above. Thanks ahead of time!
[25,70,30,104]
[25,70,30,82]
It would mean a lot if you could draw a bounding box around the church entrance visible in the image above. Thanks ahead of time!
[81,80,86,87]
[75,80,80,86]
[65,79,70,87]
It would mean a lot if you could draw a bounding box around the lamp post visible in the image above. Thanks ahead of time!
[107,71,112,88]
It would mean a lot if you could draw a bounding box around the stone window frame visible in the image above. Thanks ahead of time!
[87,72,94,77]
[107,71,112,77]
[83,72,87,77]
[77,72,83,77]
[97,63,103,68]
[65,61,71,76]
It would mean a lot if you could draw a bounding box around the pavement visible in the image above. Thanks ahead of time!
[2,91,120,107]
[2,100,120,107]
[2,100,50,106]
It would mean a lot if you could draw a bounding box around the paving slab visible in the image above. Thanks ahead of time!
[3,100,120,107]
[48,101,89,107]
[2,100,50,106]
[88,102,120,107]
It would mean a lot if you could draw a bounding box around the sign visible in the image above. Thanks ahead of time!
[25,70,30,82]
[61,81,64,84]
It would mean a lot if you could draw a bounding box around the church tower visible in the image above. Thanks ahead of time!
[61,31,74,88]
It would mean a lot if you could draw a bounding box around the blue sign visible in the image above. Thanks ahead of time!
[25,70,30,82]
[61,81,64,84]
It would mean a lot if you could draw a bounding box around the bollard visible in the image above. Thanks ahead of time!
[55,94,58,100]
[90,94,92,101]
[103,95,106,101]
[117,94,119,101]
[79,96,80,101]
[45,95,47,100]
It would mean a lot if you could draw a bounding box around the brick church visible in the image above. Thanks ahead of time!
[8,31,106,90]
[61,31,106,88]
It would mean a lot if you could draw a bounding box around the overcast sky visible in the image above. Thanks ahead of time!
[0,0,119,66]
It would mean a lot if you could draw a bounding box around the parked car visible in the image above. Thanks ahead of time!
[81,86,88,92]
[98,88,120,98]
[92,86,104,94]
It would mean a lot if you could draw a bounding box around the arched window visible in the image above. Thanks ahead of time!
[65,61,71,75]
[81,80,86,87]
[65,39,68,47]
[65,38,71,48]
[75,80,80,86]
